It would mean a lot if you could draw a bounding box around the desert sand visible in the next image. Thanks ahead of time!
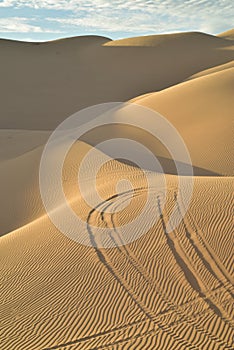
[0,30,233,349]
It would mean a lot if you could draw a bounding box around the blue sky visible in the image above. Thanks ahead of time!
[0,0,233,42]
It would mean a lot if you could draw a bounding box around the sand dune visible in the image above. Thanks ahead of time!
[1,30,233,349]
[0,145,45,236]
[186,61,234,80]
[218,28,234,40]
[132,68,234,176]
[1,168,233,349]
[0,129,50,162]
[0,31,233,129]
[105,31,231,47]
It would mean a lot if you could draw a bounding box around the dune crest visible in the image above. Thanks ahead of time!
[131,68,234,176]
[185,61,234,80]
[218,28,234,40]
[0,30,233,129]
[104,31,229,46]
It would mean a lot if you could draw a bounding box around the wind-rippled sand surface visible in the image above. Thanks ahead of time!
[0,29,233,349]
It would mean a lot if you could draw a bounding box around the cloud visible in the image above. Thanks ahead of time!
[44,0,233,35]
[0,0,233,36]
[46,15,184,34]
[0,17,42,32]
[0,17,61,33]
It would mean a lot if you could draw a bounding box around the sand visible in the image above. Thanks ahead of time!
[218,28,234,40]
[0,31,233,130]
[131,68,234,176]
[0,30,233,349]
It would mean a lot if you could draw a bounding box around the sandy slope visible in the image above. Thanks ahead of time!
[0,32,233,129]
[0,130,50,162]
[218,28,234,40]
[186,61,234,80]
[0,30,233,349]
[0,145,45,236]
[132,68,234,176]
[104,31,232,47]
[1,168,233,349]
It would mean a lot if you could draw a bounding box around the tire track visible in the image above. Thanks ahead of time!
[86,192,157,324]
[102,189,233,347]
[179,189,234,287]
[85,189,231,350]
[84,190,204,350]
[173,192,234,324]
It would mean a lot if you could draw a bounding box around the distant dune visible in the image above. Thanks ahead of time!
[218,28,234,40]
[0,30,233,349]
[105,31,231,46]
[0,31,233,129]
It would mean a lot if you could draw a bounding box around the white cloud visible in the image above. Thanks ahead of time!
[0,0,232,15]
[46,15,184,34]
[0,17,42,32]
[44,0,233,35]
[0,0,233,35]
[0,17,61,33]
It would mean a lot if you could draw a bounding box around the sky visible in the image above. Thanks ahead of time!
[0,0,233,42]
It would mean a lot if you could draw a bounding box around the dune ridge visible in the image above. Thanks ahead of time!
[185,61,234,81]
[104,31,232,46]
[218,28,234,40]
[132,68,234,176]
[0,31,233,130]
